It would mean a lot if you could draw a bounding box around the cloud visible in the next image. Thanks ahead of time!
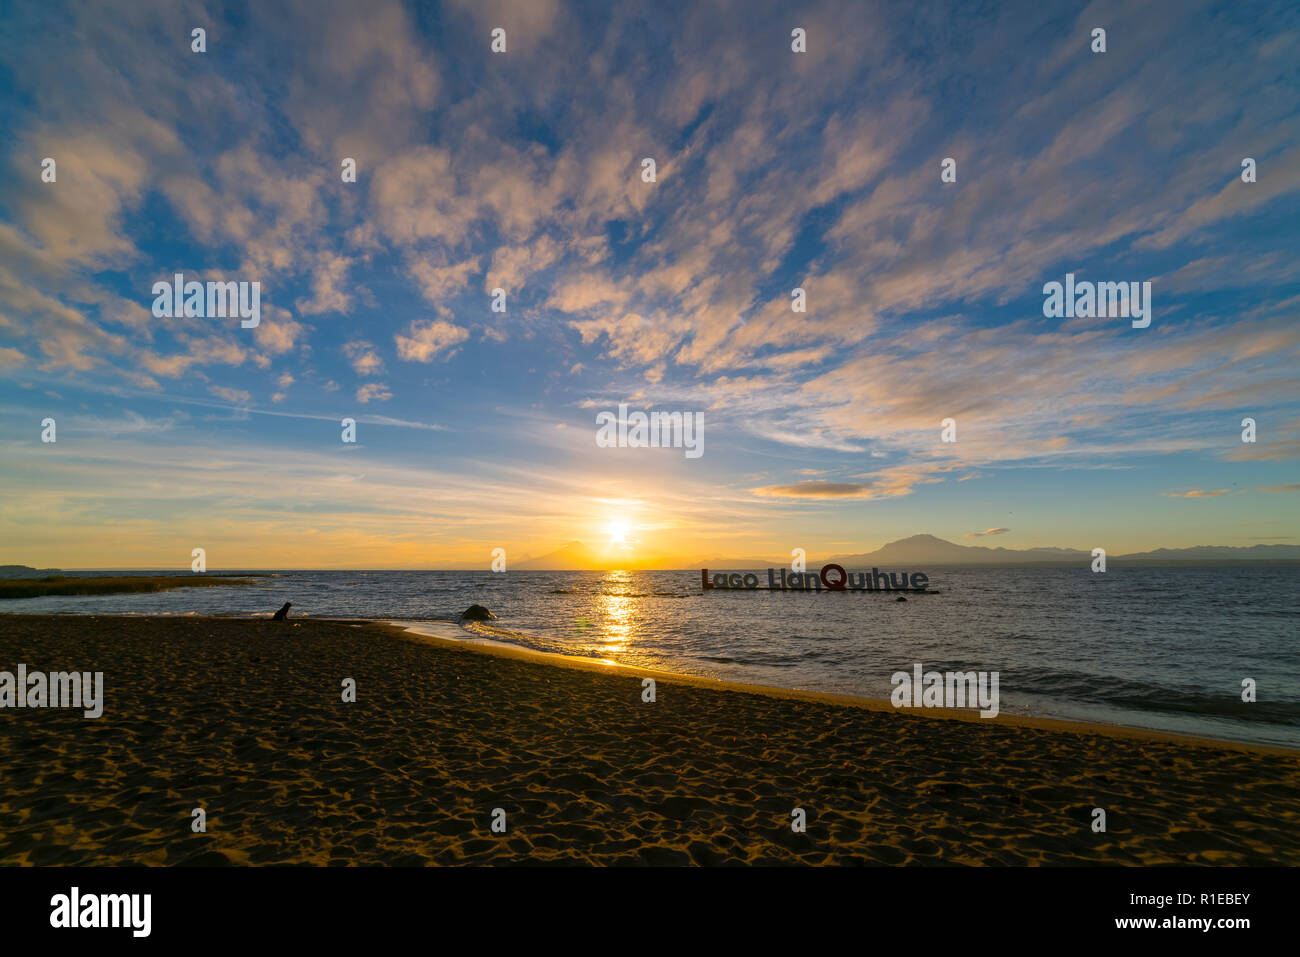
[344,340,385,376]
[0,259,128,371]
[295,251,355,316]
[13,114,180,267]
[1224,439,1300,462]
[372,149,469,246]
[257,310,309,359]
[1137,145,1300,251]
[443,0,563,49]
[1260,484,1300,493]
[359,415,447,432]
[407,255,483,307]
[965,527,1010,538]
[751,482,876,499]
[356,382,393,404]
[60,411,174,435]
[209,386,252,404]
[395,320,469,362]
[267,0,440,169]
[487,236,563,292]
[1164,489,1230,498]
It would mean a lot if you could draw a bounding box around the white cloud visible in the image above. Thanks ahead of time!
[209,386,252,404]
[343,340,385,376]
[394,320,469,362]
[356,382,393,404]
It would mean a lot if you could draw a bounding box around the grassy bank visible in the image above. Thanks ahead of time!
[0,576,258,600]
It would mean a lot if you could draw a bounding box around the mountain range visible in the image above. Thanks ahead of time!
[512,534,1300,570]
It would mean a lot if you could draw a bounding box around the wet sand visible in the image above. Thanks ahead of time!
[0,614,1296,865]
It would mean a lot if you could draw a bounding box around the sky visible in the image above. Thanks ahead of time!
[0,0,1297,570]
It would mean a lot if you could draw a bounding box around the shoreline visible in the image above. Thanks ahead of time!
[1,611,1290,755]
[381,618,1299,758]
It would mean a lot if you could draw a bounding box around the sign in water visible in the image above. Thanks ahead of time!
[701,564,932,592]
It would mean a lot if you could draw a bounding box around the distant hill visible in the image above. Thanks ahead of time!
[827,534,1091,566]
[694,534,1300,570]
[827,535,1300,566]
[513,541,605,570]
[0,565,62,578]
[1110,544,1300,563]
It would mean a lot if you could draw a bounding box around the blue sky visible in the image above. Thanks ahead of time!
[0,0,1297,568]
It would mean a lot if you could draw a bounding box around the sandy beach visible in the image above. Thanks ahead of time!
[0,614,1296,866]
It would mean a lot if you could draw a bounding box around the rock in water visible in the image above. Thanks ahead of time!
[461,604,497,621]
[272,602,292,620]
[895,596,907,602]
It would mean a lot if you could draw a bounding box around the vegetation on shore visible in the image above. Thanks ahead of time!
[0,576,259,600]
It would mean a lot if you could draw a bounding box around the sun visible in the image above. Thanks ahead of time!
[606,520,631,546]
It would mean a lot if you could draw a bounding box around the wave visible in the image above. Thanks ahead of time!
[1001,665,1300,724]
